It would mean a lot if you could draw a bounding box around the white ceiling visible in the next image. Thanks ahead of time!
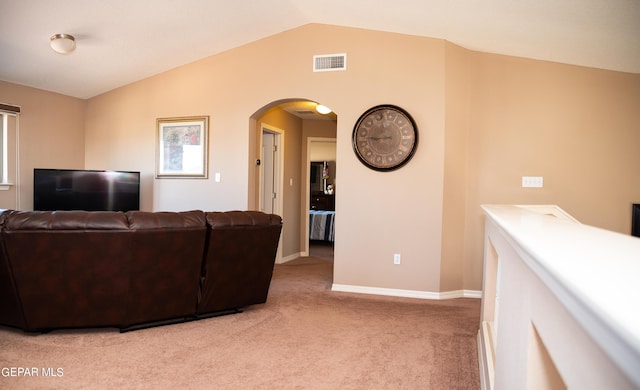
[1,0,639,100]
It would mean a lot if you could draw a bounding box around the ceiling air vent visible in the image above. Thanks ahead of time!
[313,53,347,72]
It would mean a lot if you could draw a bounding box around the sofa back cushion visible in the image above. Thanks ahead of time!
[197,211,282,314]
[1,210,132,330]
[4,210,129,230]
[123,210,206,326]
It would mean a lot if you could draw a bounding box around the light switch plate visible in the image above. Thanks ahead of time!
[522,176,543,188]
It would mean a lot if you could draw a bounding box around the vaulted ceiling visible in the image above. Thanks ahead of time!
[1,0,638,99]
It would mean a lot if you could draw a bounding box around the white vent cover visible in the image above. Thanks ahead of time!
[313,53,347,72]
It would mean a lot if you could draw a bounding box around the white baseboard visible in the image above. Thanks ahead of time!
[277,252,303,264]
[331,283,482,300]
[478,322,495,390]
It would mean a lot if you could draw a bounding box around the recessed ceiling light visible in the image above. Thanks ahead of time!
[316,104,332,115]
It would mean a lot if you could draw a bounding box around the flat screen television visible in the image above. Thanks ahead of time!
[34,168,140,212]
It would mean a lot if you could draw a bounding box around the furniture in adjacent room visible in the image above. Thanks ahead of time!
[310,193,334,211]
[478,204,640,390]
[309,210,335,242]
[310,161,335,196]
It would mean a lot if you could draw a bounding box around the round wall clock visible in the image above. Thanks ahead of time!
[352,104,418,171]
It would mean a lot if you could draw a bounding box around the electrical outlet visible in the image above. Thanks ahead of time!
[393,253,401,265]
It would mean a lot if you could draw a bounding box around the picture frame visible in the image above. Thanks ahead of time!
[156,116,209,178]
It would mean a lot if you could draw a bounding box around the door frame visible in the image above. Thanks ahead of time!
[305,137,337,256]
[260,124,284,262]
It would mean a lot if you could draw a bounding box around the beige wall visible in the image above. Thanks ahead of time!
[330,32,447,293]
[0,80,85,210]
[308,139,337,162]
[440,42,471,291]
[465,53,640,290]
[2,23,639,294]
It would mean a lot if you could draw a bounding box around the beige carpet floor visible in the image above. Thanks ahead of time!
[0,256,480,389]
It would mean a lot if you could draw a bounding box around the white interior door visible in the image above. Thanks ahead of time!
[261,132,276,214]
[260,125,283,263]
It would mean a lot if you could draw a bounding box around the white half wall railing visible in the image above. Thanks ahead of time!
[478,205,640,390]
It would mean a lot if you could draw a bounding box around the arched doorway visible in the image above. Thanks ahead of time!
[249,99,337,264]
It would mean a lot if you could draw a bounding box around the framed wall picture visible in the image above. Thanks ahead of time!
[156,116,209,178]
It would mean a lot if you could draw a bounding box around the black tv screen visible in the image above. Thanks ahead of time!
[34,169,140,212]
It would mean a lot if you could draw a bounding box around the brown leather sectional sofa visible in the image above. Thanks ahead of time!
[0,209,282,332]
